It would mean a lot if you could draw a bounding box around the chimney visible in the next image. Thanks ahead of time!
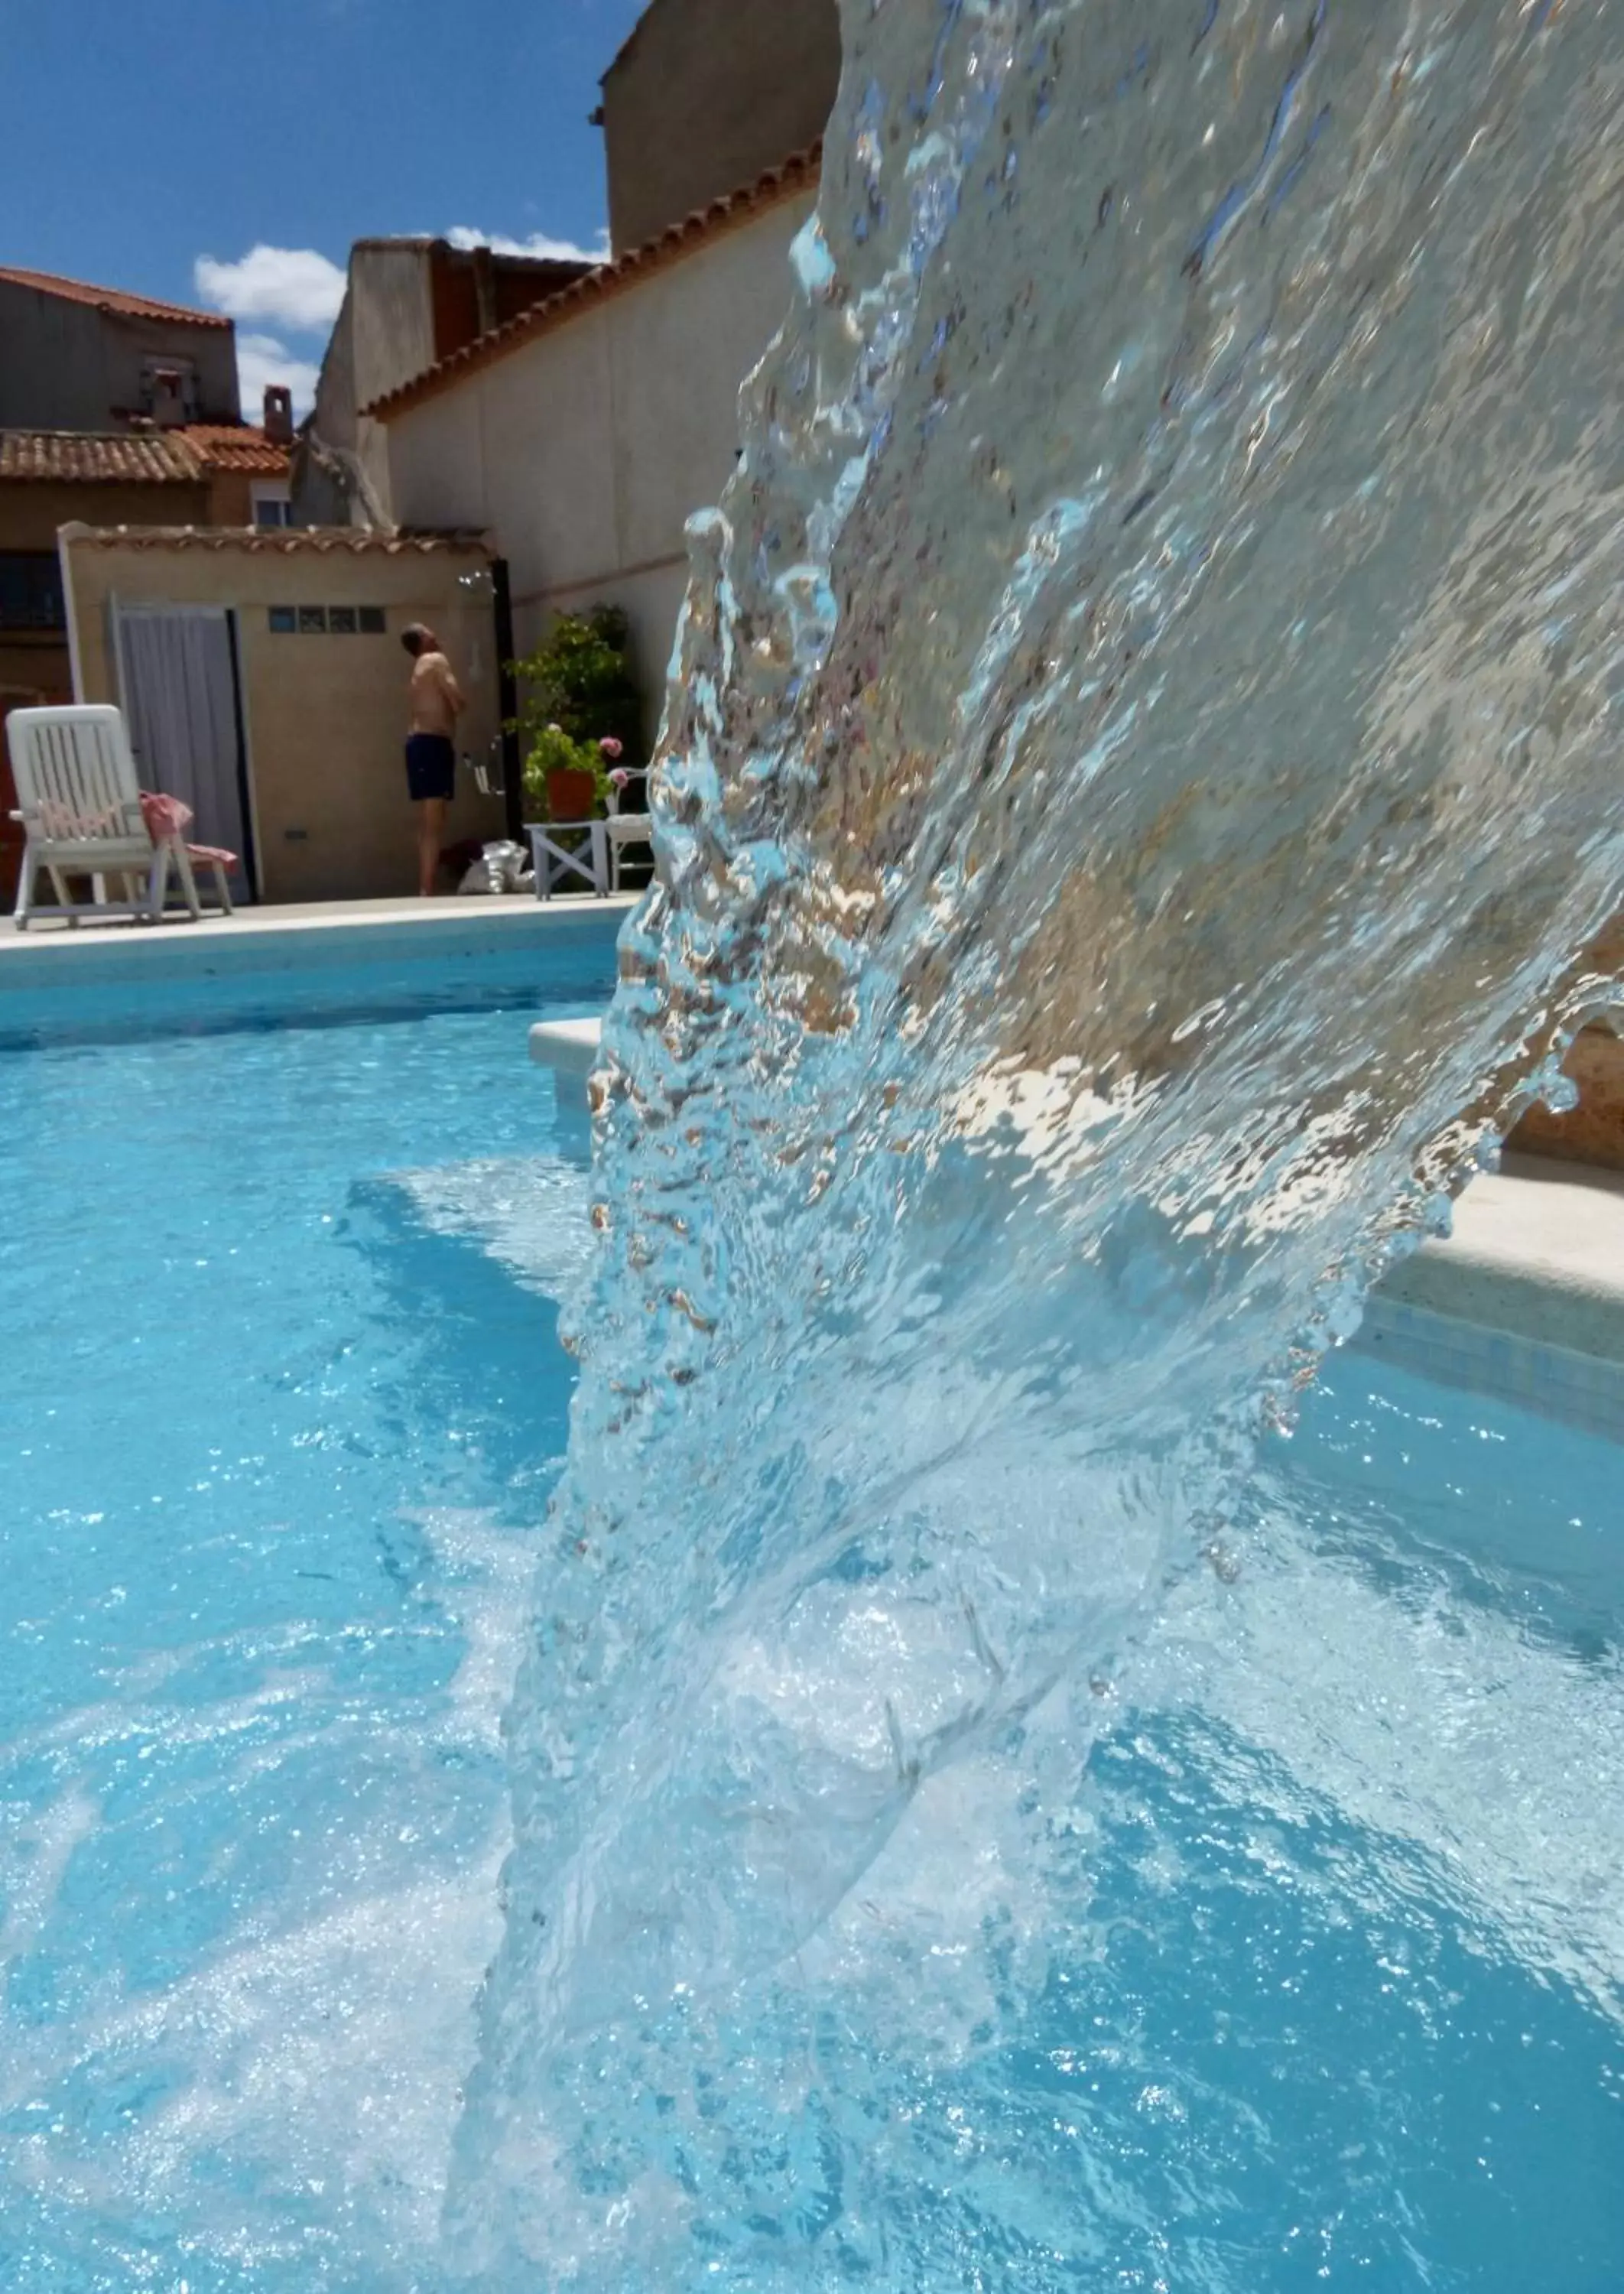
[263,385,295,445]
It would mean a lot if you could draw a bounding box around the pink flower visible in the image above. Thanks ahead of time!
[609,766,632,790]
[599,736,624,760]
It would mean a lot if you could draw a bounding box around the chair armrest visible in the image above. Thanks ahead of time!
[607,769,651,817]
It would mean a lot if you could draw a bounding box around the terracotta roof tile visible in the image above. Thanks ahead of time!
[179,424,293,476]
[0,426,291,486]
[363,143,823,421]
[60,523,491,555]
[0,264,232,330]
[0,431,204,485]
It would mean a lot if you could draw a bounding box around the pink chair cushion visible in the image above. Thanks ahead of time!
[139,791,193,840]
[139,792,236,870]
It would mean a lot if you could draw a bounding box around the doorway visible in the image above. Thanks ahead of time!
[114,606,258,901]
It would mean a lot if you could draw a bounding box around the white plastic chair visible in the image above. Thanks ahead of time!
[7,704,226,930]
[605,771,653,893]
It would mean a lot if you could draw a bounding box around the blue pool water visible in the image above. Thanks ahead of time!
[1,937,1619,2289]
[0,927,615,2291]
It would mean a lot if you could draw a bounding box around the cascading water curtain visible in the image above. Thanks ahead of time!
[451,2,1624,2284]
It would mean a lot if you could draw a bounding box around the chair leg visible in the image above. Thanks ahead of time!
[13,843,37,929]
[174,844,204,921]
[211,859,234,916]
[142,843,173,924]
[46,864,79,925]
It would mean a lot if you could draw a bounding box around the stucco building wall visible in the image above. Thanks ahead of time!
[382,190,814,735]
[303,247,434,531]
[0,279,240,431]
[601,0,839,252]
[298,242,594,530]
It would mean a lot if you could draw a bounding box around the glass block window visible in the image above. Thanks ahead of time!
[266,603,391,635]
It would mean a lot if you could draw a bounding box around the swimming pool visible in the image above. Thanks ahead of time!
[0,920,614,2292]
[0,927,1618,2290]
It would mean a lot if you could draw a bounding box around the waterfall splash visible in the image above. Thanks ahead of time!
[453,2,1624,2282]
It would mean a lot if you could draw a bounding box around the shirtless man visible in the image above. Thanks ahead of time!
[401,623,465,896]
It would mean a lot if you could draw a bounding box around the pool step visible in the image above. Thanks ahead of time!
[528,1017,603,1077]
[525,1018,1624,1424]
[1379,1153,1624,1366]
[1363,1154,1624,1438]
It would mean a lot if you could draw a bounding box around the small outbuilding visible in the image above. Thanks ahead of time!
[59,524,508,904]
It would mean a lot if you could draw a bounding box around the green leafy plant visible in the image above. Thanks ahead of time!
[510,606,645,817]
[526,723,599,791]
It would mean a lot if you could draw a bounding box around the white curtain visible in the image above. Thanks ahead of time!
[118,609,248,884]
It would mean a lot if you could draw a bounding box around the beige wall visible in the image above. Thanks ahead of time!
[384,193,814,733]
[62,533,508,902]
[602,0,839,252]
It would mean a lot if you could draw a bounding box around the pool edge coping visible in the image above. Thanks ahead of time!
[0,894,640,980]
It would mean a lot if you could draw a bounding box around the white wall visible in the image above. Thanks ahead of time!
[384,193,814,727]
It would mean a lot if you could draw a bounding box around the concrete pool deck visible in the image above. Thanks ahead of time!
[0,892,637,963]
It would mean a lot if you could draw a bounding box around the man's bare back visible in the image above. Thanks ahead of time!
[408,647,464,737]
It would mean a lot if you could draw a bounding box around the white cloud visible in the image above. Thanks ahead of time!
[194,245,348,332]
[443,225,608,264]
[235,333,321,422]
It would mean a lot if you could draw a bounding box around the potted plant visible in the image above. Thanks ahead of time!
[528,724,599,822]
[511,606,646,821]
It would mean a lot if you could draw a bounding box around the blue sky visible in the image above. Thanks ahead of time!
[2,0,648,415]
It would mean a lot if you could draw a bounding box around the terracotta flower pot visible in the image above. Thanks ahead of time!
[546,766,597,821]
